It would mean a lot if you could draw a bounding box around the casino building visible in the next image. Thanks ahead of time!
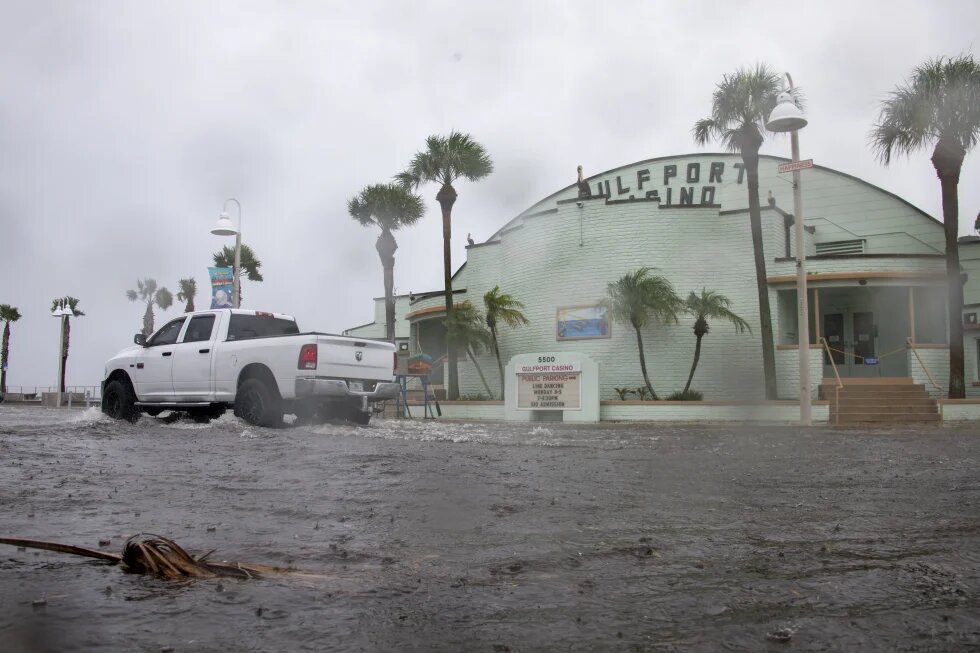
[346,153,980,409]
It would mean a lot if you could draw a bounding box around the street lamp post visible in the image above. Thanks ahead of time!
[767,73,812,426]
[51,298,68,407]
[211,198,243,309]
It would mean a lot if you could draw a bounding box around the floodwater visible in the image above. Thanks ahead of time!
[1,405,978,652]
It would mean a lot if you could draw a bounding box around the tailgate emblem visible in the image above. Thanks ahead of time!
[355,350,363,361]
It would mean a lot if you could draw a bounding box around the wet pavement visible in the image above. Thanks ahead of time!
[0,404,978,652]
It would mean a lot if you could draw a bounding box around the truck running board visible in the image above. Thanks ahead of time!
[135,402,213,408]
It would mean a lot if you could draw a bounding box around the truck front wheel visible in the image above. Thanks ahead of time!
[102,379,139,423]
[234,379,282,427]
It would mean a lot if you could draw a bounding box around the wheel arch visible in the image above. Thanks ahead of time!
[105,369,134,392]
[236,363,282,399]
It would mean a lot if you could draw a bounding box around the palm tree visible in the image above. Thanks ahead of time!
[348,183,425,343]
[126,279,173,337]
[0,304,22,395]
[693,64,790,399]
[397,131,494,399]
[871,55,980,399]
[604,268,682,400]
[49,297,84,393]
[682,289,751,394]
[444,300,496,399]
[213,244,263,307]
[176,278,197,313]
[483,286,529,397]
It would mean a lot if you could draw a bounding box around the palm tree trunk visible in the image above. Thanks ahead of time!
[633,324,658,400]
[743,149,778,399]
[932,141,966,398]
[489,322,504,397]
[143,302,154,338]
[61,318,70,393]
[376,229,398,344]
[683,334,704,394]
[436,184,459,400]
[466,347,495,399]
[1,321,9,394]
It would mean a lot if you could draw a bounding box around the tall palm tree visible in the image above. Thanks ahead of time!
[348,183,425,343]
[213,244,263,307]
[0,304,22,395]
[693,64,790,399]
[483,286,529,397]
[444,300,496,399]
[871,55,980,399]
[126,279,173,337]
[604,268,682,400]
[49,297,84,393]
[682,289,751,394]
[176,278,197,313]
[397,131,494,399]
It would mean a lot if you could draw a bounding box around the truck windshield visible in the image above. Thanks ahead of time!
[227,314,300,340]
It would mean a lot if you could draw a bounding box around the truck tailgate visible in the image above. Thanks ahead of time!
[316,336,394,380]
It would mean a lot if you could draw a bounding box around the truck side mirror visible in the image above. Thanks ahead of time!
[134,333,147,347]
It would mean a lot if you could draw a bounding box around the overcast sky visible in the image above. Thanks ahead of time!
[1,0,978,390]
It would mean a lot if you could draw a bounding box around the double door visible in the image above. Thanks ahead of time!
[823,310,878,377]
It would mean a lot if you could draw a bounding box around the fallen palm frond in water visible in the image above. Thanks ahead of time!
[0,533,293,580]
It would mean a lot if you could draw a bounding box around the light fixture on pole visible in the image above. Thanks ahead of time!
[211,198,242,309]
[766,73,812,426]
[51,298,68,407]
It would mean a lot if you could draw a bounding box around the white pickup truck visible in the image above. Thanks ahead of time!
[101,309,399,426]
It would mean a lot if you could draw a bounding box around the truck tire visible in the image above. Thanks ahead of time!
[102,379,139,423]
[346,404,371,425]
[234,379,282,427]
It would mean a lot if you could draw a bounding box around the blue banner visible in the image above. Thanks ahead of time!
[208,267,234,308]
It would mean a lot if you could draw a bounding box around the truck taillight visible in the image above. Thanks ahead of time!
[394,352,398,374]
[298,344,317,370]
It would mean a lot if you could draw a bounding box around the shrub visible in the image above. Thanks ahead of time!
[614,387,635,400]
[667,389,703,401]
[458,393,491,401]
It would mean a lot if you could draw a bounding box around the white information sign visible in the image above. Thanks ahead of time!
[517,369,582,410]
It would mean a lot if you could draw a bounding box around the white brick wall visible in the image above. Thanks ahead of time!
[775,347,823,399]
[908,347,950,399]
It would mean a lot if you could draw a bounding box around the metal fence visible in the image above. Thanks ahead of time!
[2,385,102,406]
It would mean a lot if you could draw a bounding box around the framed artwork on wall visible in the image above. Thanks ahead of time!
[556,305,611,340]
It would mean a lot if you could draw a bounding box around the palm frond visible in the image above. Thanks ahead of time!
[871,54,980,164]
[348,183,425,231]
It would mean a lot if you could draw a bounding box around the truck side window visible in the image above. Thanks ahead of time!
[147,318,186,346]
[182,315,216,343]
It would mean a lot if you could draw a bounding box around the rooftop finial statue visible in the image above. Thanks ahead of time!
[576,165,592,199]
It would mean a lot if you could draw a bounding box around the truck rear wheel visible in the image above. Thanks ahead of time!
[234,379,282,427]
[102,379,139,423]
[346,404,371,425]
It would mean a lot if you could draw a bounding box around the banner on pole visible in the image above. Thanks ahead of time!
[208,267,234,309]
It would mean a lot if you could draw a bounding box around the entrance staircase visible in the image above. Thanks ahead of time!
[819,377,940,425]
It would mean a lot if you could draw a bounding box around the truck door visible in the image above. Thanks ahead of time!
[133,317,185,399]
[171,314,217,400]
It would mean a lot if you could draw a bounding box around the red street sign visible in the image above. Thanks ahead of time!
[778,159,814,173]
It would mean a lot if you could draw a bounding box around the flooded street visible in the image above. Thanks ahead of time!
[1,405,978,652]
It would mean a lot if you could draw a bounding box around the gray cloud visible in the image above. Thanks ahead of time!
[1,0,978,389]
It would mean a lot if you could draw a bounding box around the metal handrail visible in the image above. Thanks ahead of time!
[819,337,844,425]
[906,337,944,423]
